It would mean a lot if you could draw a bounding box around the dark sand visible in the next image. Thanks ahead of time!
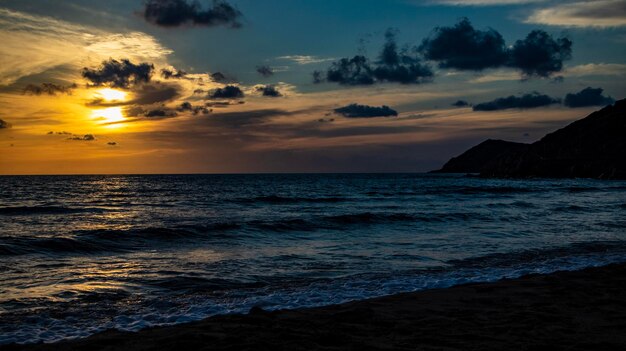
[6,264,626,351]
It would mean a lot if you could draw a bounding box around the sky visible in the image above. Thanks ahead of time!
[0,0,625,175]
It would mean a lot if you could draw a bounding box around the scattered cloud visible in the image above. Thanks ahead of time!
[565,63,626,77]
[177,101,211,115]
[256,85,283,97]
[526,0,626,28]
[23,83,76,96]
[318,29,433,85]
[419,18,509,70]
[161,67,187,79]
[68,134,96,141]
[563,87,615,107]
[82,59,154,89]
[144,109,178,118]
[419,18,571,78]
[452,100,471,107]
[334,104,398,118]
[277,55,336,65]
[509,30,572,78]
[256,65,274,77]
[473,92,560,111]
[142,0,242,28]
[208,85,244,99]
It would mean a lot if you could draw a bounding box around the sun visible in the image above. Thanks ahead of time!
[92,107,125,126]
[95,88,127,102]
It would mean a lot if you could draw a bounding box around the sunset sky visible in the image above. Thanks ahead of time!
[0,0,625,174]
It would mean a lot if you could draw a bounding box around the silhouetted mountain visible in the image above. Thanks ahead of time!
[434,99,626,179]
[433,140,528,174]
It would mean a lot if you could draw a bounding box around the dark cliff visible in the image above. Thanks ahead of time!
[434,99,626,179]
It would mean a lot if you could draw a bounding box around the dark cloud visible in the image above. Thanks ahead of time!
[509,30,572,78]
[143,0,242,28]
[473,92,561,111]
[452,100,471,107]
[0,119,11,129]
[256,85,282,97]
[23,83,77,96]
[107,142,118,146]
[161,68,187,79]
[82,59,154,89]
[256,65,274,77]
[419,18,509,71]
[177,101,211,115]
[418,18,571,78]
[211,72,229,82]
[324,55,375,85]
[208,85,244,99]
[334,104,398,118]
[319,30,433,85]
[563,87,615,108]
[68,134,96,141]
[131,84,180,105]
[145,109,178,118]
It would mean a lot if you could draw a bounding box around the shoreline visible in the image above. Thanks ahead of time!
[5,263,626,351]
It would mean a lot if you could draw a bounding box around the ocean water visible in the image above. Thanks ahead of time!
[1,173,625,344]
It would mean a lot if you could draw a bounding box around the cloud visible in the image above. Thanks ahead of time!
[68,134,96,141]
[277,55,336,65]
[334,104,398,118]
[419,18,509,70]
[473,92,561,111]
[210,72,229,82]
[256,65,274,77]
[526,0,626,28]
[161,67,187,79]
[563,87,615,108]
[143,0,242,28]
[0,9,172,86]
[144,109,178,118]
[23,83,76,96]
[256,85,282,97]
[418,18,571,78]
[319,30,433,85]
[452,100,471,107]
[509,30,572,78]
[0,118,11,129]
[107,142,118,146]
[208,85,244,99]
[82,59,154,89]
[565,63,626,77]
[177,101,211,115]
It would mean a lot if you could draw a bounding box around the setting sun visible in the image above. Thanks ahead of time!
[91,107,125,125]
[95,88,127,102]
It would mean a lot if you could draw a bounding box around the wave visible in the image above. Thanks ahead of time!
[448,241,626,269]
[236,195,347,204]
[0,205,104,216]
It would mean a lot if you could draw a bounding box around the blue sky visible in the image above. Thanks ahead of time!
[0,0,625,174]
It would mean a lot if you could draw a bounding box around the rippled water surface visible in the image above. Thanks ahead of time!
[1,174,625,344]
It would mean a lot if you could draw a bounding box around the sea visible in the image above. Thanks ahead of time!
[1,173,625,344]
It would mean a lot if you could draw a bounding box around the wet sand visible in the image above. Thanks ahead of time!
[6,263,626,351]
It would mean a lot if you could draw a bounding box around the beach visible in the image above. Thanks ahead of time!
[7,263,626,351]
